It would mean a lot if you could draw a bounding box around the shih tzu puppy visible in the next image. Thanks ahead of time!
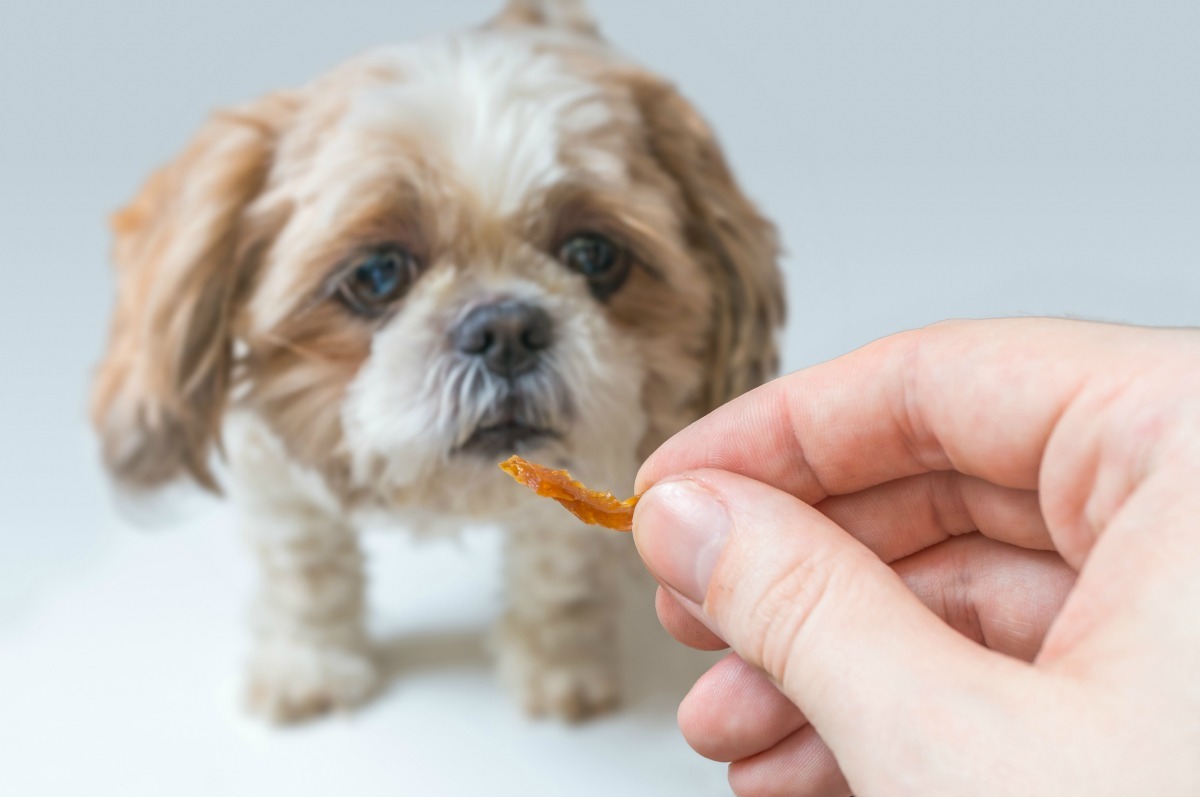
[91,0,784,722]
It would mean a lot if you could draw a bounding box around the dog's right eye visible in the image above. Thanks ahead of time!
[337,247,418,317]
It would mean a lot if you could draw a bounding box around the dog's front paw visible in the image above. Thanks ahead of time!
[526,662,619,722]
[244,641,379,724]
[497,632,619,721]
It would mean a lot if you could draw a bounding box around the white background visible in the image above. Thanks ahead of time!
[1,1,1198,795]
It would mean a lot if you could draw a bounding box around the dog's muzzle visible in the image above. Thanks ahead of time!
[453,298,561,456]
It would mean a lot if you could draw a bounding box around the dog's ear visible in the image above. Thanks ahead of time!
[629,76,786,412]
[91,93,295,492]
[486,0,600,38]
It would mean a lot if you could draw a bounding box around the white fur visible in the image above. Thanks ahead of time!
[249,29,630,338]
[226,414,378,720]
[345,35,616,215]
[92,0,776,729]
[224,23,653,721]
[340,261,645,504]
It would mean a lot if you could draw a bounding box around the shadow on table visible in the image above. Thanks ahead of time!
[370,557,719,721]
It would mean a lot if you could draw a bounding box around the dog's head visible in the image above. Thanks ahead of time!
[91,1,784,511]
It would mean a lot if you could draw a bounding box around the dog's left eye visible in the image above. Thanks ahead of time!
[558,233,631,300]
[337,247,418,317]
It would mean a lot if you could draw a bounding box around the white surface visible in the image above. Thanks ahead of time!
[1,502,725,796]
[1,1,1198,796]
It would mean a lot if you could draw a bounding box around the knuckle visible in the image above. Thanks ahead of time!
[744,548,846,689]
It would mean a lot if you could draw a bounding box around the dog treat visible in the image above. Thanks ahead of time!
[499,455,639,531]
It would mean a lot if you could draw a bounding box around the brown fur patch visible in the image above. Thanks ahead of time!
[618,71,786,413]
[93,32,784,501]
[91,92,297,491]
[487,0,601,38]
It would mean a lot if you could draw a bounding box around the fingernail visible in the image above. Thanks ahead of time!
[633,478,730,604]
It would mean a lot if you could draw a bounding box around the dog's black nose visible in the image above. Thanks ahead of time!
[454,299,553,376]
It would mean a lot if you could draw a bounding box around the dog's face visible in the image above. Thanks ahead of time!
[91,3,783,513]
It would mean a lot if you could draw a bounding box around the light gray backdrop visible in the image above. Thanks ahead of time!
[1,2,1197,796]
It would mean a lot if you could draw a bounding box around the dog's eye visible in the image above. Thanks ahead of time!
[558,233,631,300]
[337,247,418,317]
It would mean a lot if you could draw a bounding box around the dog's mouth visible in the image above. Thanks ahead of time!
[460,418,556,457]
[451,374,570,459]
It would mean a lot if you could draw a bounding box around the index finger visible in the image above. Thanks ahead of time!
[636,318,1157,503]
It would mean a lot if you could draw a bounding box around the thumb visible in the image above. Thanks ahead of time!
[633,469,1023,757]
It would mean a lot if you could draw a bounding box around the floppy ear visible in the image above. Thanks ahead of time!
[486,0,601,38]
[630,77,786,412]
[91,93,294,492]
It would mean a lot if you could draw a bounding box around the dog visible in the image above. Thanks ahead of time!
[90,0,784,722]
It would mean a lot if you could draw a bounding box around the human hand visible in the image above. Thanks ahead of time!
[632,319,1200,796]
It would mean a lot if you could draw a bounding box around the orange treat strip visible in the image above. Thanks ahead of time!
[499,455,639,531]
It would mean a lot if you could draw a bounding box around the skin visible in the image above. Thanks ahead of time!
[631,318,1200,797]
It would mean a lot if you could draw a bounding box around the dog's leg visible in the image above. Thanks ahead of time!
[229,419,378,723]
[241,504,376,723]
[498,507,622,721]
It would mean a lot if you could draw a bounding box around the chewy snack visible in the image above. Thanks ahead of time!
[499,455,639,531]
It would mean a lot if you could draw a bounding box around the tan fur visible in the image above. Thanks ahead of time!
[488,0,601,38]
[621,74,785,414]
[91,2,785,722]
[91,37,782,502]
[92,92,297,491]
